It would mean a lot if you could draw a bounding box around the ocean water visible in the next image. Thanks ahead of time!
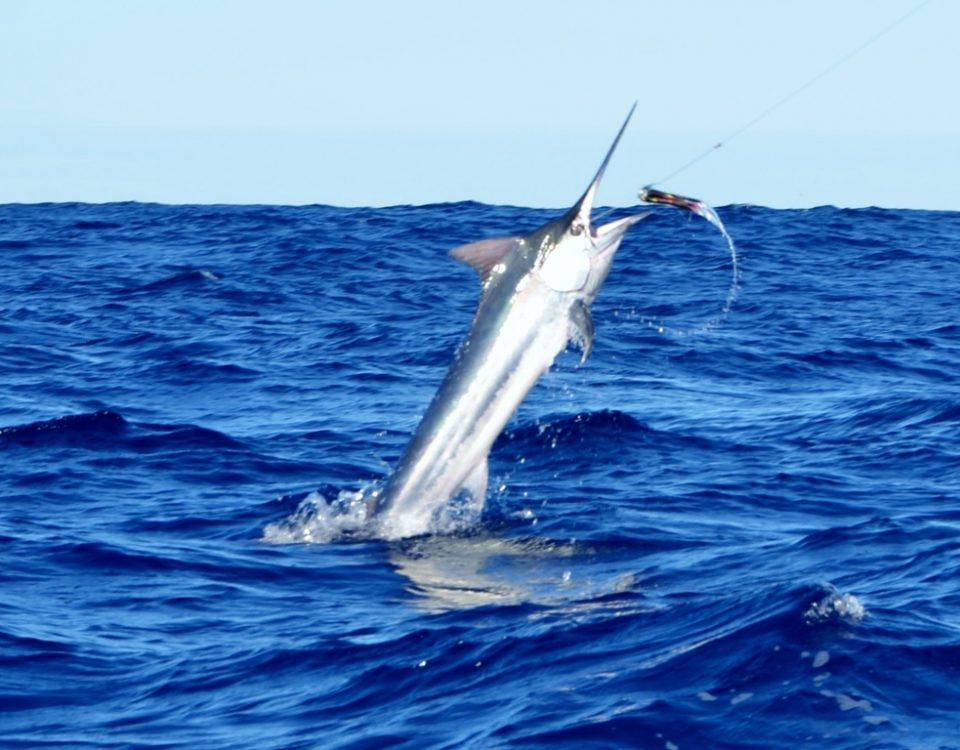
[1,199,958,749]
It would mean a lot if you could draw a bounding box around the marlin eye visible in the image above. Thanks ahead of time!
[570,223,583,236]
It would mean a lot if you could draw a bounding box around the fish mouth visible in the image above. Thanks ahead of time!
[591,211,651,257]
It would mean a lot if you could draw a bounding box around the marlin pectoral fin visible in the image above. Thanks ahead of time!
[570,300,594,365]
[450,237,521,283]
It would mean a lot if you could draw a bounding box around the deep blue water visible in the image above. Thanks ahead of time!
[1,199,959,749]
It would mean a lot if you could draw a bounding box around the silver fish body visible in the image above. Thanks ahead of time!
[374,106,649,539]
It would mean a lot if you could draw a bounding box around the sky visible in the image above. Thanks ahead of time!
[1,0,957,209]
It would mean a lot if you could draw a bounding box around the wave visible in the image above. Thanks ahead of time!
[120,268,224,295]
[499,410,651,448]
[0,410,127,446]
[497,410,729,462]
[0,410,250,455]
[0,238,32,250]
[71,219,123,231]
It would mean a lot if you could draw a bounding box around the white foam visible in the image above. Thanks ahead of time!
[821,689,872,713]
[260,489,373,544]
[804,591,866,623]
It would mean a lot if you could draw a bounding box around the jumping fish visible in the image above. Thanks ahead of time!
[371,105,651,539]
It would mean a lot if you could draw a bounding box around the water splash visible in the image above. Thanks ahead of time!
[261,489,373,544]
[261,483,484,544]
[636,186,741,336]
[804,589,866,624]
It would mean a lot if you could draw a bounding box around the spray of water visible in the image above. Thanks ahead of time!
[635,186,741,337]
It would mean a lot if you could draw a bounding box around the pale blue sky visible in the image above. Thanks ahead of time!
[2,1,957,209]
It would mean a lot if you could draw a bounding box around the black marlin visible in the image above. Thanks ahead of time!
[372,106,651,539]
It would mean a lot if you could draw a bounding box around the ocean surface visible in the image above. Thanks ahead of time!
[1,199,958,749]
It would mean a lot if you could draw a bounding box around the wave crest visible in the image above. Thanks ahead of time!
[0,410,127,446]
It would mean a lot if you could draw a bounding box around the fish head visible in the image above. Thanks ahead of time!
[534,105,650,301]
[450,104,649,300]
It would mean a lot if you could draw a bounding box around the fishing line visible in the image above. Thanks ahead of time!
[649,0,934,187]
[626,0,931,337]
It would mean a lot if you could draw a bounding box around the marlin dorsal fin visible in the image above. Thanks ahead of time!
[449,236,520,283]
